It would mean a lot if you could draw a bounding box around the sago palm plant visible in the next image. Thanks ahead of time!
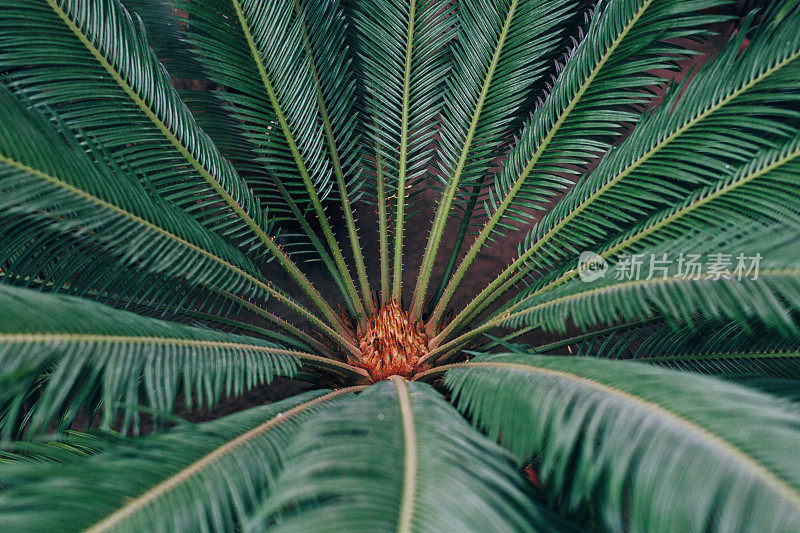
[1,0,800,530]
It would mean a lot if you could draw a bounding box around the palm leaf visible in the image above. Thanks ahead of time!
[172,0,367,319]
[0,284,306,437]
[554,316,800,387]
[0,0,342,330]
[346,0,454,301]
[0,389,362,532]
[429,0,730,325]
[1,431,121,468]
[0,88,356,352]
[0,0,266,251]
[427,225,800,362]
[0,86,257,308]
[295,0,372,311]
[175,89,361,318]
[516,8,800,290]
[251,378,560,532]
[118,0,194,73]
[410,0,576,316]
[646,352,800,382]
[441,352,800,531]
[574,315,800,359]
[443,4,800,335]
[458,127,800,341]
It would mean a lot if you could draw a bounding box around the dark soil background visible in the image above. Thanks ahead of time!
[172,0,762,423]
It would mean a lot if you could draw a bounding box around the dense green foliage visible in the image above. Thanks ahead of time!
[1,0,799,531]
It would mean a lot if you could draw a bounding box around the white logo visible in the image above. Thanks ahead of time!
[577,251,608,282]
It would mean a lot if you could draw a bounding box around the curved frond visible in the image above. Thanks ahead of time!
[470,126,800,339]
[173,0,367,319]
[647,352,800,382]
[571,317,800,385]
[0,0,343,331]
[0,0,266,251]
[429,0,729,324]
[514,8,800,294]
[347,0,455,300]
[118,0,192,72]
[0,285,300,437]
[0,86,255,307]
[427,225,800,362]
[0,389,364,532]
[295,0,371,310]
[573,315,800,360]
[0,88,355,351]
[442,4,800,336]
[443,352,800,531]
[410,0,576,315]
[176,89,362,319]
[0,431,121,469]
[250,379,555,532]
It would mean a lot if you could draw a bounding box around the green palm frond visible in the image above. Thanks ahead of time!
[0,87,258,308]
[174,88,363,318]
[0,431,121,491]
[439,123,800,346]
[0,87,356,352]
[117,0,193,73]
[250,379,560,532]
[0,0,268,252]
[429,0,730,326]
[0,0,346,332]
[347,0,454,300]
[646,352,800,383]
[427,224,800,362]
[171,0,368,320]
[507,228,800,331]
[501,130,800,323]
[295,0,371,309]
[0,389,362,532]
[0,284,304,437]
[441,352,800,531]
[549,316,800,389]
[573,314,799,358]
[441,6,800,335]
[410,0,576,315]
[1,431,121,468]
[516,10,800,288]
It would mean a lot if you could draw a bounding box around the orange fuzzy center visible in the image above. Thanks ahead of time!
[356,303,428,380]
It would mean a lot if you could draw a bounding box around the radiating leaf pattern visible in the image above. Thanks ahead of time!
[0,0,799,531]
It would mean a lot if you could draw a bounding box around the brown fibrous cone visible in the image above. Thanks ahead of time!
[356,302,428,381]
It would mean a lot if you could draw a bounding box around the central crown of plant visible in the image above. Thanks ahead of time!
[356,303,428,380]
